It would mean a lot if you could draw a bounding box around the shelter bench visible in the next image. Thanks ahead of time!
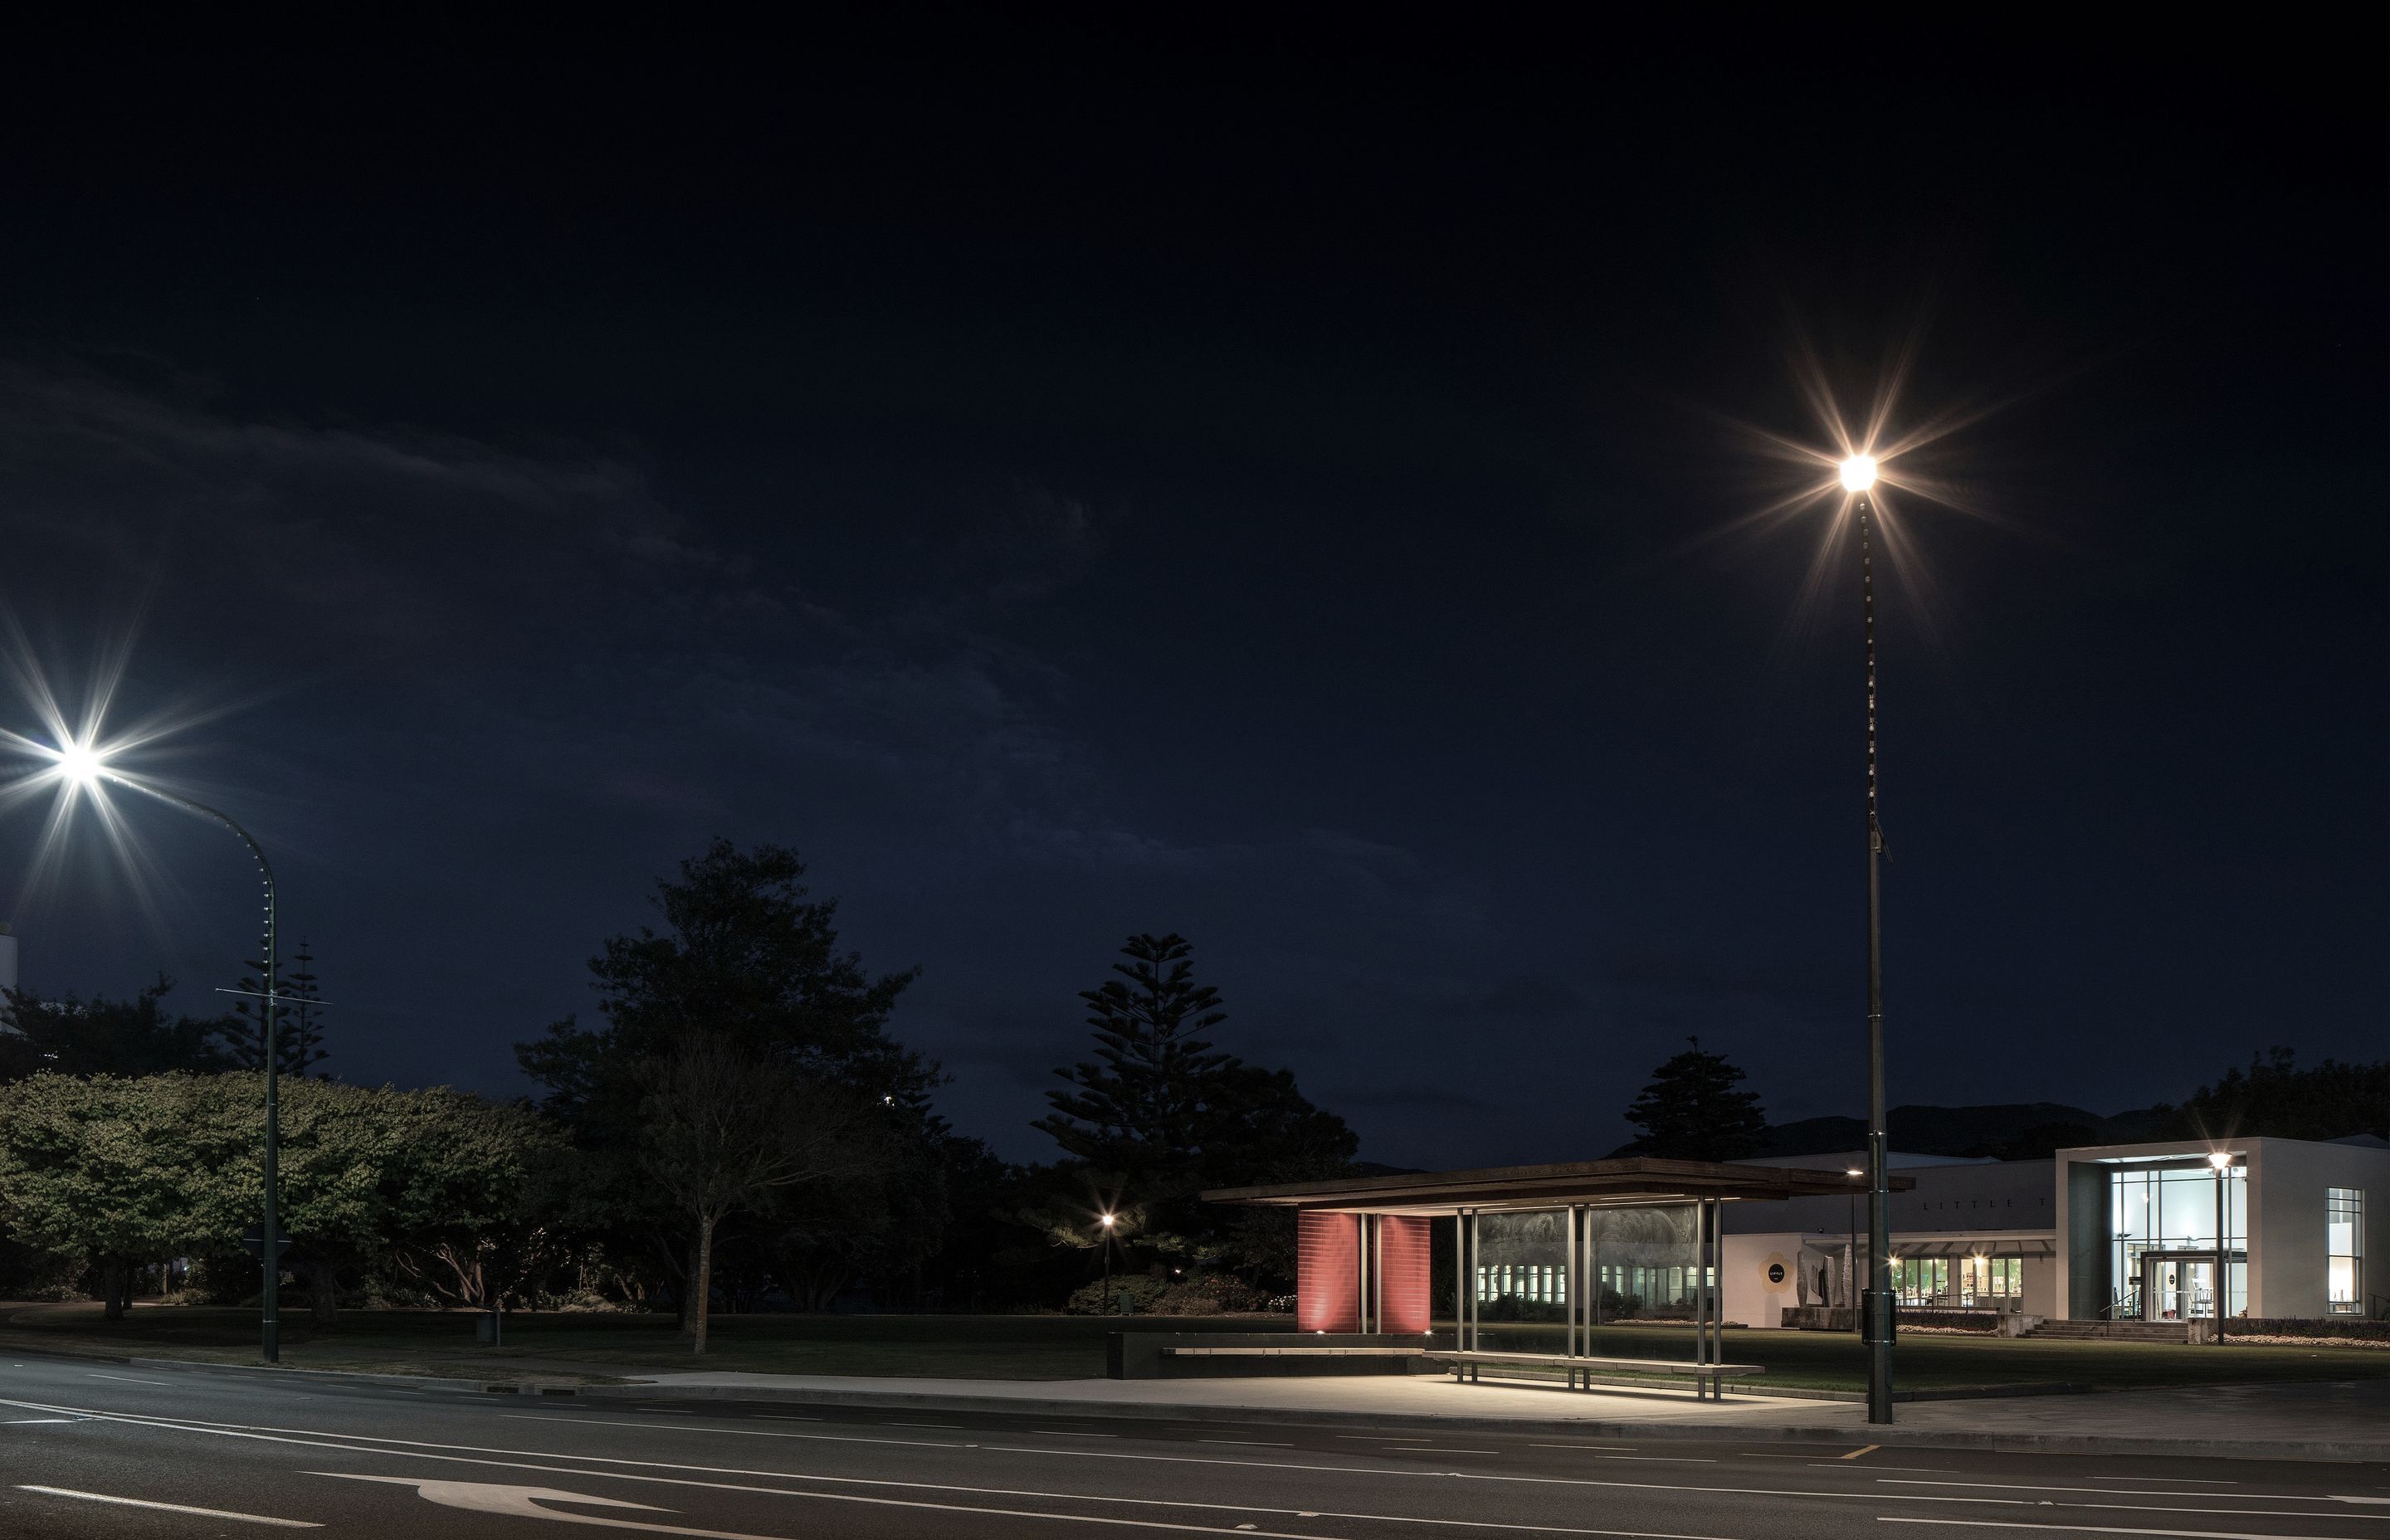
[1422,1349,1763,1401]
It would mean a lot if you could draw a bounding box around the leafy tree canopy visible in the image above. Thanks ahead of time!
[1613,1036,1770,1162]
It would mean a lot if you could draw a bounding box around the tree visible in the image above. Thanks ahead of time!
[1036,933,1233,1176]
[217,943,328,1079]
[1613,1037,1770,1162]
[1032,933,1355,1289]
[513,841,938,1321]
[0,977,232,1083]
[639,1035,890,1353]
[2179,1048,2390,1143]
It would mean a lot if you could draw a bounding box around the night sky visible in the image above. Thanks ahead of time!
[0,15,2380,1169]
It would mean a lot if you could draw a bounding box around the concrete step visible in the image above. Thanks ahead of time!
[2023,1320,2189,1343]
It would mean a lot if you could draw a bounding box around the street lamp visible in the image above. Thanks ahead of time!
[37,738,286,1364]
[2209,1150,2232,1343]
[1099,1212,1117,1313]
[1841,453,1895,1425]
[1845,1167,1863,1329]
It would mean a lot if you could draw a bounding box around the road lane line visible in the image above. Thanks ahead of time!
[1881,1479,2363,1504]
[1844,1445,1883,1460]
[86,1372,173,1386]
[1530,1444,1639,1451]
[505,1412,975,1450]
[1200,1440,1291,1447]
[15,1485,320,1527]
[4,1417,80,1424]
[27,1395,2329,1525]
[0,1396,1808,1540]
[1878,1519,2357,1538]
[1034,1430,1119,1437]
[887,1422,964,1429]
[2091,1479,2241,1487]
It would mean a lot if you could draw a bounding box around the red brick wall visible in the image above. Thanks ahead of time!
[1378,1215,1432,1333]
[1296,1211,1359,1332]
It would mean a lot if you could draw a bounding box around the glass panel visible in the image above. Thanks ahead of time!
[1585,1204,1699,1328]
[1475,1210,1568,1351]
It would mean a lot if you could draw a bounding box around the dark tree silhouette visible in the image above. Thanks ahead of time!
[1614,1037,1770,1162]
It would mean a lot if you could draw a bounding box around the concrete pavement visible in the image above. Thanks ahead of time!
[588,1367,2390,1462]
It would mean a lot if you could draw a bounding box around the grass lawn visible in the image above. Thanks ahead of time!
[3,1304,2383,1393]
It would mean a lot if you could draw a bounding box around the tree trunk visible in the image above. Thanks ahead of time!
[676,1232,701,1334]
[689,1214,716,1356]
[306,1258,340,1324]
[100,1257,125,1321]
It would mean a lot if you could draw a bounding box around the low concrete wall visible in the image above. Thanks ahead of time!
[1109,1332,1449,1380]
[1778,1305,2004,1333]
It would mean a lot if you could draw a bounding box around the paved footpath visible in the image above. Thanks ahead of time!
[4,1351,2388,1539]
[594,1369,2390,1462]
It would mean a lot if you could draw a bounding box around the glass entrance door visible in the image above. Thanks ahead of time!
[2141,1255,2215,1320]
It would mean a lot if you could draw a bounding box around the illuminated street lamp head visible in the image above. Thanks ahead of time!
[1838,454,1879,492]
[2208,1150,2232,1171]
[53,738,105,787]
[1099,1212,1115,1229]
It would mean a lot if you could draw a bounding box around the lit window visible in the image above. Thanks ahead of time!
[2328,1188,2363,1314]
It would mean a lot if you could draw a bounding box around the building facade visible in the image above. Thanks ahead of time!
[1723,1134,2388,1328]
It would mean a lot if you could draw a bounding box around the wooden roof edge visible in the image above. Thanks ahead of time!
[1203,1159,1919,1206]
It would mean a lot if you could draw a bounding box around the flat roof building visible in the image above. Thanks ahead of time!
[1213,1135,2388,1343]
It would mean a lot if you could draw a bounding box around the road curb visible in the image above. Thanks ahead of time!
[116,1356,596,1397]
[571,1381,2390,1463]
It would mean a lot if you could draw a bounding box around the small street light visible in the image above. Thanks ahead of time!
[1099,1212,1117,1313]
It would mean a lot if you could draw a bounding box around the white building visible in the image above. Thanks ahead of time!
[1723,1134,2388,1327]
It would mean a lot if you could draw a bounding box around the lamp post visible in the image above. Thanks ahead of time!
[2209,1150,2231,1343]
[1841,453,1896,1425]
[1845,1166,1862,1330]
[49,745,285,1364]
[1099,1212,1116,1313]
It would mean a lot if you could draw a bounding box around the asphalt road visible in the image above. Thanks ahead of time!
[2,1354,2388,1539]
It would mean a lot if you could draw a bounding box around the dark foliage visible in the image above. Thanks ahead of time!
[0,976,232,1082]
[2179,1048,2390,1143]
[1033,933,1355,1289]
[1612,1037,1769,1162]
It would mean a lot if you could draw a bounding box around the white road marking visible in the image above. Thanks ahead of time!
[1883,1478,2358,1503]
[1598,1456,1717,1464]
[1531,1443,1639,1451]
[1812,1465,1954,1473]
[507,1412,972,1451]
[15,1484,320,1528]
[86,1372,173,1386]
[1035,1429,1119,1437]
[2091,1479,2240,1486]
[4,1417,80,1424]
[1200,1439,1291,1447]
[887,1422,963,1429]
[756,1416,819,1422]
[9,1394,2341,1529]
[0,1398,1752,1539]
[1879,1518,2358,1539]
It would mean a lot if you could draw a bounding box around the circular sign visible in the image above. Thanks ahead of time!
[1767,1262,1786,1284]
[1760,1251,1792,1292]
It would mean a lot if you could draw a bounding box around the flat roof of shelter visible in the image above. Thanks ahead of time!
[1204,1157,1914,1216]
